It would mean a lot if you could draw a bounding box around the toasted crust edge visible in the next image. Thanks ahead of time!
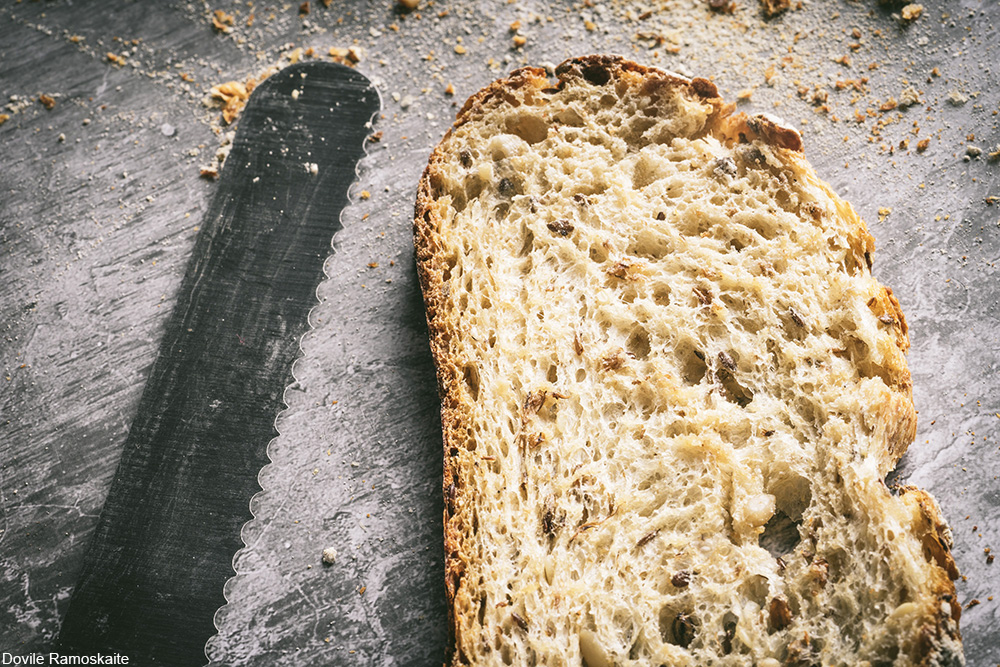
[413,54,958,666]
[897,486,964,666]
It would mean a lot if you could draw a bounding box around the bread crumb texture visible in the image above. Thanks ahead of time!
[415,56,963,667]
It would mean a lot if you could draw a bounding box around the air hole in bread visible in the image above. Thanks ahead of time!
[634,386,656,416]
[775,188,796,213]
[636,472,660,492]
[781,309,807,341]
[543,556,555,583]
[589,244,609,263]
[769,471,812,520]
[623,116,657,141]
[464,363,480,401]
[739,574,770,608]
[841,336,894,384]
[579,629,610,667]
[496,175,520,198]
[581,64,611,86]
[659,605,697,648]
[626,329,651,359]
[627,637,644,660]
[759,510,802,560]
[843,250,863,276]
[719,368,753,408]
[518,225,535,258]
[614,610,636,643]
[679,346,708,385]
[448,187,468,213]
[719,293,743,313]
[555,106,585,126]
[506,113,549,145]
[742,212,779,241]
[735,316,763,336]
[652,283,671,306]
[721,611,740,655]
[464,174,484,203]
[617,284,638,304]
[632,153,670,189]
[477,595,487,627]
[825,547,848,585]
[546,364,558,383]
[441,256,456,283]
[628,228,671,259]
[676,212,711,237]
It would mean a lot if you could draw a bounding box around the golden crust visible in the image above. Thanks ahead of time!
[414,55,958,666]
[896,486,963,666]
[723,112,805,152]
[416,139,476,663]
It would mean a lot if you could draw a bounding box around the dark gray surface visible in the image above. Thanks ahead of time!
[1,1,998,665]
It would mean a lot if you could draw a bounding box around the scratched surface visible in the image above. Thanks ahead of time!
[1,1,998,665]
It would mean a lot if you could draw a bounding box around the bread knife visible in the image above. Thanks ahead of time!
[56,61,379,664]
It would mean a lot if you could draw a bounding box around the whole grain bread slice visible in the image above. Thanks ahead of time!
[414,55,963,667]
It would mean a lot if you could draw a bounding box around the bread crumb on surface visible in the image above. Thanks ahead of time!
[759,0,792,17]
[321,547,337,565]
[212,9,234,33]
[947,90,968,106]
[900,3,924,21]
[210,81,250,124]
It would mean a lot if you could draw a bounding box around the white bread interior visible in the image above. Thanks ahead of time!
[414,56,963,667]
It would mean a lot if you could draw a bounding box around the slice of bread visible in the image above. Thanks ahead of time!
[414,55,962,667]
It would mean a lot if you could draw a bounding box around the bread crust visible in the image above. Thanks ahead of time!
[414,55,960,667]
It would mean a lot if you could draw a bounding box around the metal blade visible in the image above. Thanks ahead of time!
[56,61,379,664]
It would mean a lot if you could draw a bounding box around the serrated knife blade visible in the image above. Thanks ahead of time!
[56,61,379,664]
